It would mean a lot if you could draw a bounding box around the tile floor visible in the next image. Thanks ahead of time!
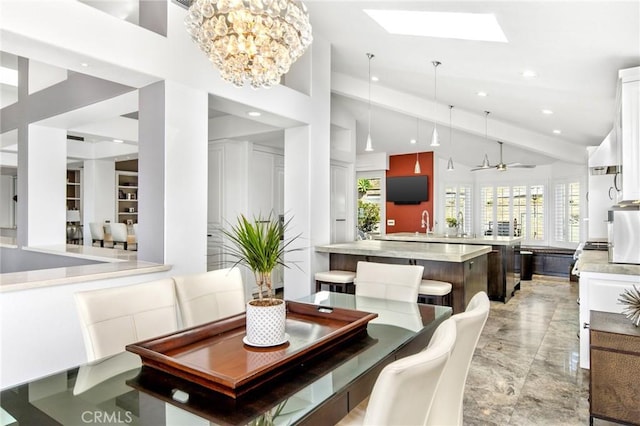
[463,275,616,426]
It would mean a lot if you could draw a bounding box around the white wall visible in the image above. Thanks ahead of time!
[82,159,116,243]
[26,124,66,246]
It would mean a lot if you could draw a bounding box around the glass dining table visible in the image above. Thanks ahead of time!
[0,292,451,426]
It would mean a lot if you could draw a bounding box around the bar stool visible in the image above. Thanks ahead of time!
[315,270,356,294]
[418,279,452,306]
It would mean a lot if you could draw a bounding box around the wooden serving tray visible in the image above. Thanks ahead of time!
[126,301,377,398]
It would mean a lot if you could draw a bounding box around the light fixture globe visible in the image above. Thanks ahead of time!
[185,0,313,89]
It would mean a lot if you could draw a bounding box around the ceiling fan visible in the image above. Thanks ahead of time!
[471,141,536,172]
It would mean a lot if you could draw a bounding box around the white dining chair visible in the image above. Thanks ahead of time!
[74,278,178,362]
[337,318,457,426]
[427,291,490,426]
[173,267,246,328]
[354,261,423,303]
[108,223,129,250]
[89,222,105,247]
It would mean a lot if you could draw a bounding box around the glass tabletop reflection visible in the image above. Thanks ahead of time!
[0,292,451,426]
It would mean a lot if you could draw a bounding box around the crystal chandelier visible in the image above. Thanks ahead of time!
[184,0,313,89]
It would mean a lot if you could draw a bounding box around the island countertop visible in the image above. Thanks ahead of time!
[315,240,491,263]
[380,232,523,246]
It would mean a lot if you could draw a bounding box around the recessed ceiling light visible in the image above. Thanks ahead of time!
[80,62,89,67]
[410,138,417,144]
[553,129,562,134]
[371,76,379,82]
[0,66,18,87]
[521,70,537,78]
[477,91,488,97]
[542,109,553,115]
[364,10,508,43]
[113,139,124,143]
[247,111,261,117]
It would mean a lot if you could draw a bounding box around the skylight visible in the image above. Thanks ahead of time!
[364,10,508,43]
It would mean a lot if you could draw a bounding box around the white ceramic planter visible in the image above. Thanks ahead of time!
[244,299,287,347]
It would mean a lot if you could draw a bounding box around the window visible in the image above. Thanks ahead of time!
[481,183,545,242]
[555,181,580,243]
[530,185,544,241]
[357,177,381,236]
[445,185,472,234]
[512,186,526,237]
[496,186,510,236]
[480,187,494,235]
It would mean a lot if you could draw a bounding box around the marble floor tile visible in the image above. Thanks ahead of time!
[463,276,592,425]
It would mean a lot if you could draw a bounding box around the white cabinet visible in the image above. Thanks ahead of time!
[620,68,640,201]
[579,271,640,369]
[587,174,616,239]
[207,142,285,293]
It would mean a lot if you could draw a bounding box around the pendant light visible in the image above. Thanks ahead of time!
[481,111,491,168]
[414,117,421,174]
[365,53,375,152]
[430,61,441,147]
[447,105,454,171]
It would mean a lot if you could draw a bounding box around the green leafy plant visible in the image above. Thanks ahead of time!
[223,213,302,303]
[358,200,380,233]
[445,217,458,228]
[357,178,372,196]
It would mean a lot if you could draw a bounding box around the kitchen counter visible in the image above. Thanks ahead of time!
[380,232,522,246]
[377,233,522,303]
[577,250,640,276]
[315,240,491,263]
[315,240,490,313]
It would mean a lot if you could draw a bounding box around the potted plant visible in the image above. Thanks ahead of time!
[223,213,302,347]
[445,217,459,236]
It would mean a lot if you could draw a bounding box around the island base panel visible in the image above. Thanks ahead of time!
[329,254,488,313]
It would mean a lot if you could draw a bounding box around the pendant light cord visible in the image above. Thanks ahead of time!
[367,53,374,138]
[433,61,440,130]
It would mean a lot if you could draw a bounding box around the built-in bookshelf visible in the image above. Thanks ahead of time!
[66,169,82,244]
[116,171,138,224]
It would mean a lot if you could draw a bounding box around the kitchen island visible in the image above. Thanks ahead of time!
[379,233,522,303]
[315,240,490,313]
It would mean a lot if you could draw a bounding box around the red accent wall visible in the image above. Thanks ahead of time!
[386,152,434,233]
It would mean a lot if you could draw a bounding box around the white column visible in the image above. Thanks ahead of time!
[283,38,332,300]
[26,124,66,246]
[138,80,208,274]
[82,159,116,244]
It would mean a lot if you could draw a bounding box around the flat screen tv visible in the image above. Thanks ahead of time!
[386,175,428,204]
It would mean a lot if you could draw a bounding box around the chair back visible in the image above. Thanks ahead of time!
[355,261,423,302]
[74,278,178,362]
[89,222,105,240]
[174,267,246,328]
[363,318,456,425]
[109,223,128,243]
[427,291,490,426]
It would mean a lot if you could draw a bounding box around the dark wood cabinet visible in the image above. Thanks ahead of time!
[487,243,519,303]
[589,310,640,426]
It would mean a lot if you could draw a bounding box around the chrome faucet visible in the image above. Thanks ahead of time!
[421,210,430,234]
[456,211,464,237]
